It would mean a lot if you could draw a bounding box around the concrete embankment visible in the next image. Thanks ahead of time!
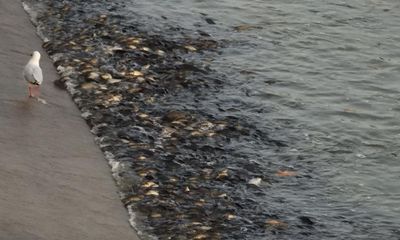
[0,1,140,239]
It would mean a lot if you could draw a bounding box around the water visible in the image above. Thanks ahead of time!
[23,0,400,239]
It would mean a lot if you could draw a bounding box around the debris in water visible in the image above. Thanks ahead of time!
[298,216,315,225]
[205,18,216,25]
[37,98,47,104]
[356,153,366,158]
[248,177,262,186]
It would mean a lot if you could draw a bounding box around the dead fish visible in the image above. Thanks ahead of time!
[142,181,158,188]
[218,193,227,198]
[184,45,197,51]
[107,94,122,103]
[101,73,112,80]
[191,131,203,137]
[138,113,149,119]
[156,49,165,56]
[141,47,151,52]
[87,72,100,80]
[266,219,288,229]
[276,170,297,177]
[127,87,143,94]
[122,195,142,205]
[126,70,143,77]
[205,18,216,25]
[233,24,262,32]
[193,234,208,240]
[107,78,121,84]
[206,132,216,137]
[216,169,228,179]
[81,82,98,90]
[151,213,162,218]
[104,45,124,54]
[163,111,189,122]
[145,190,159,196]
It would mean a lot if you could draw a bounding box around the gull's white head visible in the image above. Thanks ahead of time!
[32,51,41,59]
[29,51,41,64]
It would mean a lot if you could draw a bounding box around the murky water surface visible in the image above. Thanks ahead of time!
[24,0,400,239]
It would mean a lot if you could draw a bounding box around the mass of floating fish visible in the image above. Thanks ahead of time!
[23,0,316,239]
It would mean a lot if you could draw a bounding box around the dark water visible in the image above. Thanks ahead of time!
[23,0,400,239]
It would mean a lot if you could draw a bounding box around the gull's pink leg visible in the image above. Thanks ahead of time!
[36,86,40,97]
[28,85,32,97]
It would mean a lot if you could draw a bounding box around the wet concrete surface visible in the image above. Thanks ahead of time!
[0,1,139,239]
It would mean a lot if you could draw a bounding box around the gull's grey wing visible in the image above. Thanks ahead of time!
[23,64,43,85]
[32,65,43,85]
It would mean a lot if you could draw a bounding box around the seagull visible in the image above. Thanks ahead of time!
[23,51,43,97]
